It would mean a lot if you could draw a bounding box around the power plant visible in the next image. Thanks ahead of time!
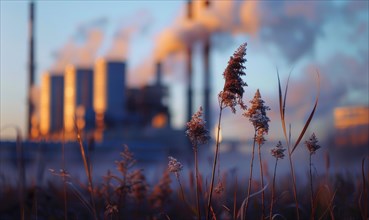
[29,0,214,143]
[38,59,170,141]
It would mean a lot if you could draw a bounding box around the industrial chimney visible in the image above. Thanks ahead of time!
[156,62,162,86]
[27,1,36,139]
[186,0,194,123]
[203,0,211,130]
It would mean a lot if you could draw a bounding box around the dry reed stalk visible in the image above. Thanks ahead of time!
[233,176,237,220]
[168,156,188,208]
[269,141,285,220]
[359,157,368,219]
[177,174,186,204]
[243,89,270,219]
[208,43,247,220]
[309,154,314,219]
[269,158,278,220]
[324,152,330,184]
[207,105,223,220]
[317,186,337,220]
[305,133,321,219]
[258,142,265,219]
[194,148,201,220]
[186,106,210,220]
[277,70,320,220]
[66,181,95,214]
[244,131,257,218]
[75,123,97,220]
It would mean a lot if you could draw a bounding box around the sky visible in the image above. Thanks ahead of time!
[0,0,368,142]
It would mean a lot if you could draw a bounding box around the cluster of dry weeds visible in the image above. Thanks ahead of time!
[0,43,368,220]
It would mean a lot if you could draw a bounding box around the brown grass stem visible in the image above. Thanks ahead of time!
[233,176,237,220]
[359,157,368,219]
[206,103,224,220]
[75,125,97,220]
[194,147,201,220]
[317,186,337,220]
[244,130,257,219]
[258,142,265,219]
[269,158,278,220]
[309,154,314,220]
[277,70,320,220]
[288,144,300,220]
[175,173,186,205]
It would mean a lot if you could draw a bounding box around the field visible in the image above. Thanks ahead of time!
[0,43,368,220]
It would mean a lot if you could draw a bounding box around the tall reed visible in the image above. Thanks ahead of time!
[207,43,248,220]
[168,156,186,203]
[269,141,286,219]
[75,123,97,219]
[243,89,270,218]
[305,133,321,219]
[277,71,320,220]
[186,106,210,220]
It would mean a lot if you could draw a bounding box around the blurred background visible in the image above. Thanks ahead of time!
[0,0,368,184]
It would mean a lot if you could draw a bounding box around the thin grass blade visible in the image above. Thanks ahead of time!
[238,183,269,219]
[66,182,94,214]
[318,187,337,220]
[277,70,288,145]
[291,71,320,154]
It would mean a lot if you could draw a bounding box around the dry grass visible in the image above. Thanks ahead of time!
[0,43,367,220]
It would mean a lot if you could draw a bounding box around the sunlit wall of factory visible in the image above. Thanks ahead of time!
[63,64,95,136]
[40,73,64,137]
[94,58,126,129]
[75,67,94,130]
[64,65,76,133]
[40,73,50,135]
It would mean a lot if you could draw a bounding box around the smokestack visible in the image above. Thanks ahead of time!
[186,0,193,122]
[156,62,162,86]
[204,0,210,7]
[187,47,193,123]
[204,39,210,130]
[203,0,211,130]
[27,1,35,139]
[187,0,193,20]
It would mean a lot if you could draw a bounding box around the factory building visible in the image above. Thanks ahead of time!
[64,65,94,135]
[94,59,126,129]
[39,73,64,136]
[125,62,170,129]
[37,57,171,141]
[334,106,369,147]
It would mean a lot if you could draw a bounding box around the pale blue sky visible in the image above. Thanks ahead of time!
[1,0,368,140]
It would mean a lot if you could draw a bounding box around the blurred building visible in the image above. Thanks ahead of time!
[333,106,369,147]
[64,65,95,137]
[37,58,172,142]
[39,73,64,137]
[94,59,126,129]
[125,62,170,129]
